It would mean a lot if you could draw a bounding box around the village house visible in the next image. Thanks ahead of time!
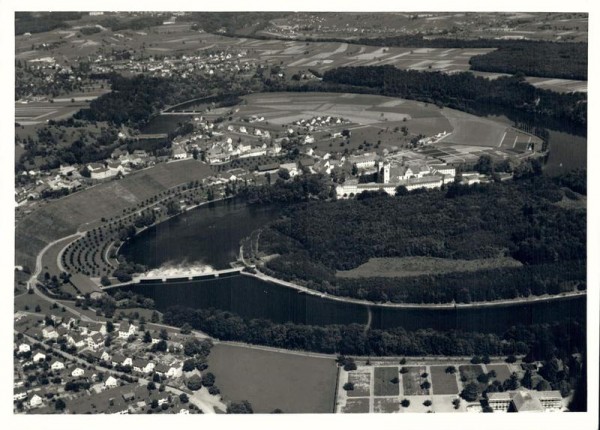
[18,343,30,353]
[67,333,86,349]
[280,163,299,177]
[33,352,46,363]
[71,367,85,378]
[80,322,107,336]
[118,322,137,339]
[132,359,155,374]
[104,376,118,388]
[50,360,65,371]
[42,326,58,340]
[172,146,188,160]
[29,394,43,408]
[87,332,105,350]
[100,350,112,362]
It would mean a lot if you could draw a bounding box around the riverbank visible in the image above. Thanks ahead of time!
[242,269,586,310]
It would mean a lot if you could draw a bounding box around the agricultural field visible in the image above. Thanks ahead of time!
[336,256,522,279]
[430,366,460,395]
[373,367,400,397]
[15,159,213,269]
[401,366,430,396]
[206,343,338,413]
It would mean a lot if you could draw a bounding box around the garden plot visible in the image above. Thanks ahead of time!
[374,398,400,413]
[401,366,430,396]
[430,366,460,395]
[374,367,400,397]
[341,398,370,413]
[485,364,512,383]
[347,370,371,397]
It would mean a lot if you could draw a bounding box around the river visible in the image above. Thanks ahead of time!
[116,200,586,334]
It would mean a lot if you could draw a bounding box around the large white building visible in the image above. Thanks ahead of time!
[487,390,562,412]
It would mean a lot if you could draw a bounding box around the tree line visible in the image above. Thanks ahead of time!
[162,305,585,359]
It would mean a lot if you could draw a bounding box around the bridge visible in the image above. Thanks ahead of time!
[101,267,243,290]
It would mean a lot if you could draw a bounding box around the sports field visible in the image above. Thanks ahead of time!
[206,343,338,413]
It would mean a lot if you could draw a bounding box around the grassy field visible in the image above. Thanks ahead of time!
[206,343,337,413]
[373,367,399,397]
[430,366,459,395]
[336,256,522,279]
[15,160,213,268]
[401,366,429,396]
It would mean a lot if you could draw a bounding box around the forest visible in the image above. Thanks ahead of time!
[74,74,237,129]
[15,12,84,35]
[257,174,586,304]
[321,66,587,130]
[162,305,585,359]
[469,43,588,80]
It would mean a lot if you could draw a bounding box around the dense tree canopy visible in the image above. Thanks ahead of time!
[258,175,585,303]
[163,306,585,358]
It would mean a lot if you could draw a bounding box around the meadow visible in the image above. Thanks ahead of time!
[207,343,338,413]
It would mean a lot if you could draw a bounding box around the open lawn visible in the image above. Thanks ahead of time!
[373,367,399,397]
[16,160,213,268]
[207,343,337,413]
[401,366,430,396]
[336,256,522,279]
[430,366,460,395]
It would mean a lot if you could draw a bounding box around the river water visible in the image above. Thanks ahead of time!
[117,200,585,334]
